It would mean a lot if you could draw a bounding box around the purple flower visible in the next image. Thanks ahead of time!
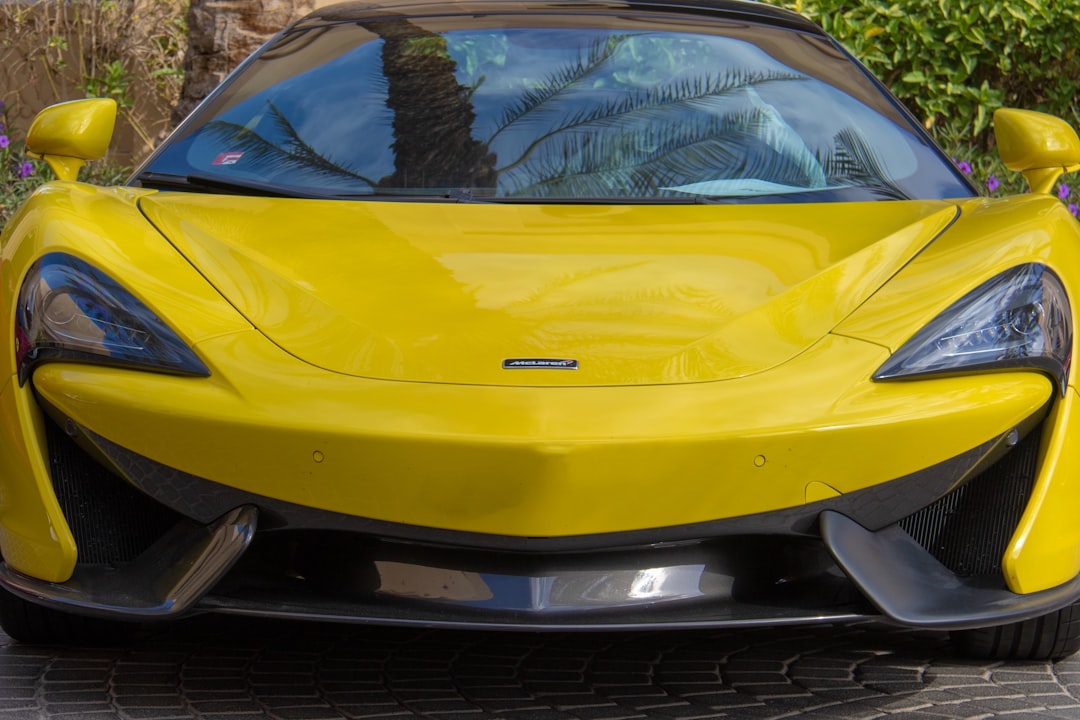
[18,161,33,178]
[954,158,973,175]
[986,174,1000,192]
[1071,203,1079,217]
[0,135,8,149]
[1060,183,1072,201]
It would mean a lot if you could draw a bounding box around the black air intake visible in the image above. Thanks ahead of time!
[46,419,181,565]
[899,424,1042,577]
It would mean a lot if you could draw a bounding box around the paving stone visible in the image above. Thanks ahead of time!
[188,699,267,713]
[0,619,1076,718]
[402,699,483,713]
[601,685,671,698]
[269,708,347,720]
[120,711,199,720]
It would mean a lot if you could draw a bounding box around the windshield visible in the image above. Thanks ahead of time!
[140,14,973,202]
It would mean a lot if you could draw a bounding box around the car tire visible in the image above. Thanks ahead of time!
[953,603,1080,660]
[0,588,139,646]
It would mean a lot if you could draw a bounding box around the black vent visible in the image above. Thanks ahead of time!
[46,419,180,565]
[899,425,1042,577]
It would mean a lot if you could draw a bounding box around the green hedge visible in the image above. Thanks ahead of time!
[765,0,1080,149]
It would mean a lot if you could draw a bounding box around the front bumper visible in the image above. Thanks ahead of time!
[2,324,1077,627]
[12,331,1056,558]
[3,411,1077,631]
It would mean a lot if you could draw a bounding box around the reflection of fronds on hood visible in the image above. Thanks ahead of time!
[822,128,908,199]
[204,103,377,187]
[494,68,809,176]
[505,107,824,198]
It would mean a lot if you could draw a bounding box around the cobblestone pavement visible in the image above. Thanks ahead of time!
[2,616,1080,720]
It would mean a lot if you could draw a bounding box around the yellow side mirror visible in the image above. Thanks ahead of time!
[25,98,117,182]
[994,108,1080,195]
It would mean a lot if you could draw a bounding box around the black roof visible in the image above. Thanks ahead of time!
[292,0,825,35]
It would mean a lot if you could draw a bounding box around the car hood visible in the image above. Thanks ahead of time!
[139,195,956,386]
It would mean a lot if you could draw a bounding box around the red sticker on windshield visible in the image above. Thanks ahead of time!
[212,151,244,166]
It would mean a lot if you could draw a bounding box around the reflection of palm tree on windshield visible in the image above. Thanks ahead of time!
[204,23,904,199]
[368,19,498,189]
[206,102,380,187]
[206,18,496,191]
[822,128,906,199]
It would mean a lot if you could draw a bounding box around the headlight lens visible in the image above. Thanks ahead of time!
[16,252,210,384]
[873,264,1071,394]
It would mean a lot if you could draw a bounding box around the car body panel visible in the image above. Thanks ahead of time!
[833,194,1080,595]
[0,184,253,348]
[140,195,957,386]
[26,328,1050,574]
[0,183,256,583]
[835,194,1080,354]
[0,376,73,582]
[1005,388,1080,594]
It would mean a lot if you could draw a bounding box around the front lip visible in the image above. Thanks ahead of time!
[0,502,873,629]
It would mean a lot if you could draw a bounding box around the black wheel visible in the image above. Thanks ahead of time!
[952,603,1080,660]
[0,588,139,646]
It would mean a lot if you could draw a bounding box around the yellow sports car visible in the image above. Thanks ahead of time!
[3,0,1080,659]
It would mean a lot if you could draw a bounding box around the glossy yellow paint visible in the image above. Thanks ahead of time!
[805,481,841,503]
[834,195,1080,351]
[140,194,956,386]
[994,108,1080,194]
[0,377,75,582]
[25,99,117,182]
[1004,389,1080,593]
[0,182,252,580]
[0,179,1077,591]
[30,331,1051,541]
[837,193,1080,594]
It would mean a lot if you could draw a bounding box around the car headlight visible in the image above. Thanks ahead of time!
[15,252,210,384]
[873,264,1072,395]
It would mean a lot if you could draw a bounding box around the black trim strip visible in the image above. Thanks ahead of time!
[199,600,869,632]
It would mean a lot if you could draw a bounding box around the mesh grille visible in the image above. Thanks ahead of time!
[899,424,1042,577]
[46,419,180,565]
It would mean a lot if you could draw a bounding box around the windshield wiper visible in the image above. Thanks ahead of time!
[695,184,911,204]
[328,188,495,203]
[488,195,706,205]
[135,171,336,199]
[137,174,489,202]
[134,175,721,204]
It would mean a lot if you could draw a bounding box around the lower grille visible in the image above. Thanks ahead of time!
[899,424,1042,577]
[46,419,180,565]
